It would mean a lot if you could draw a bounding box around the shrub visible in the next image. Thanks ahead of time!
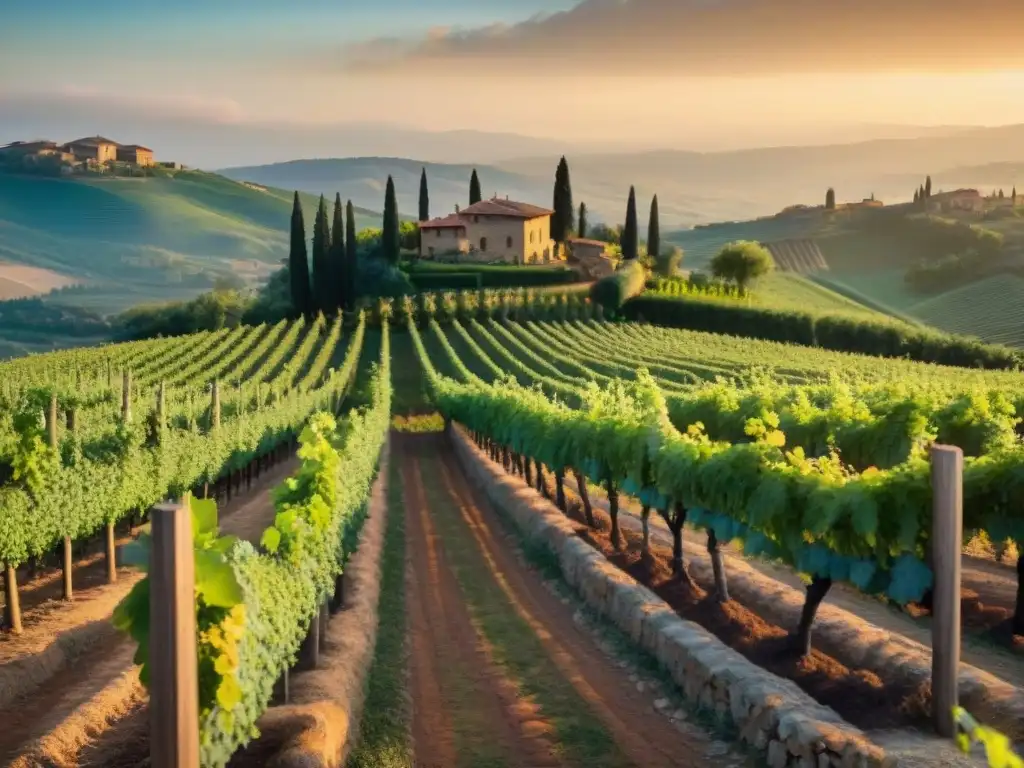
[590,259,647,313]
[622,294,1022,370]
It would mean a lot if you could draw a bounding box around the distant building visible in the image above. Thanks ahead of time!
[0,139,59,156]
[928,189,983,213]
[117,145,154,166]
[63,136,120,164]
[567,237,614,279]
[419,197,556,264]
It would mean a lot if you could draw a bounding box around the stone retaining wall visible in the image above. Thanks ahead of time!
[450,426,895,768]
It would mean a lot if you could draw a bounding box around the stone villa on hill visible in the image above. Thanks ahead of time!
[0,136,156,168]
[419,197,556,265]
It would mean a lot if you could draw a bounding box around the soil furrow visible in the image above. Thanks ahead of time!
[402,433,734,768]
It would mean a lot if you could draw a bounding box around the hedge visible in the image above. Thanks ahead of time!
[622,294,1023,370]
[404,262,580,288]
[590,260,647,313]
[408,272,482,291]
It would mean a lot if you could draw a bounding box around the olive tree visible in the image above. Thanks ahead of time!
[709,240,774,293]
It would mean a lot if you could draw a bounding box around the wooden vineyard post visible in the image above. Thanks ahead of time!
[210,380,221,431]
[122,370,133,424]
[149,502,200,768]
[319,601,329,652]
[156,382,166,440]
[46,393,75,603]
[105,519,118,584]
[930,444,963,738]
[296,612,320,671]
[3,564,22,634]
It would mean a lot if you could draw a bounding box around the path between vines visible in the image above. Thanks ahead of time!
[400,434,742,768]
[0,455,299,766]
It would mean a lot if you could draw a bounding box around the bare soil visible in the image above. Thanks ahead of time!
[0,450,298,766]
[569,475,1024,687]
[542,474,930,733]
[401,434,733,768]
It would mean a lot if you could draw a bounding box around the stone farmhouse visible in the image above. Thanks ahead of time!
[419,197,557,265]
[0,136,156,168]
[927,188,984,213]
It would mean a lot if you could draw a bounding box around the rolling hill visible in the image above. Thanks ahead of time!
[0,171,383,314]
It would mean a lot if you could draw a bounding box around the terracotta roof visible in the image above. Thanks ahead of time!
[66,136,120,147]
[120,144,153,152]
[461,197,553,219]
[568,238,609,247]
[931,188,980,199]
[420,213,467,230]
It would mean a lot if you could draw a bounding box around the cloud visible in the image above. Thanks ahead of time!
[0,86,247,126]
[337,0,1024,77]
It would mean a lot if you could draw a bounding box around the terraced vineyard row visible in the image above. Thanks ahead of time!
[0,313,360,633]
[411,317,1024,632]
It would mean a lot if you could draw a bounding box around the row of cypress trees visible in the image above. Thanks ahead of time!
[289,192,358,318]
[620,186,660,262]
[289,157,663,315]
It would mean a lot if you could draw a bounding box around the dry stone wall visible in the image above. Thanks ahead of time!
[450,425,896,768]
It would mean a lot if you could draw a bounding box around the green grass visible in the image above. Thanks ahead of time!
[388,329,434,413]
[0,171,381,315]
[346,455,411,768]
[748,272,892,320]
[421,450,634,768]
[907,274,1024,347]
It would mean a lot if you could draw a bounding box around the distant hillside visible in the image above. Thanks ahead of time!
[220,158,545,226]
[667,202,1024,346]
[220,125,1024,230]
[0,171,382,315]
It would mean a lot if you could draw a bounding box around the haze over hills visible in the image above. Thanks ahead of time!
[218,124,1024,228]
[0,171,382,314]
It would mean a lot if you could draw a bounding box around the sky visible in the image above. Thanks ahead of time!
[3,0,1024,165]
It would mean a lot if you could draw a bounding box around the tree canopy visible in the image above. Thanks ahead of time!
[710,240,775,292]
[621,186,638,260]
[288,191,312,317]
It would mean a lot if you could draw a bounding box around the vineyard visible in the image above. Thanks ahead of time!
[2,292,1024,766]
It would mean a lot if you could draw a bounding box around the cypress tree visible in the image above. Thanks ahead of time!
[925,175,932,198]
[1013,186,1018,203]
[469,168,482,205]
[329,193,345,313]
[311,194,331,314]
[289,191,312,318]
[550,156,574,244]
[913,188,920,204]
[345,200,357,311]
[578,201,588,238]
[419,167,430,221]
[919,184,926,203]
[825,187,836,210]
[382,175,400,266]
[622,186,638,261]
[647,194,660,262]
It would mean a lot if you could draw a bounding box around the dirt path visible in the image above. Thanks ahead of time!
[0,453,299,765]
[400,434,741,768]
[563,476,1024,689]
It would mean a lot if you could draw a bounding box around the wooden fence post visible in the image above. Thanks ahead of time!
[149,502,200,768]
[930,444,963,738]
